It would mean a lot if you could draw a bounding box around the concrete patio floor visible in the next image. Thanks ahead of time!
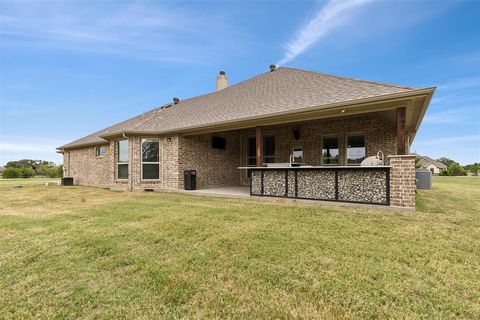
[181,185,410,211]
[184,185,250,198]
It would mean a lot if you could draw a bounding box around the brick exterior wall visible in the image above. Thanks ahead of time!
[238,113,397,184]
[240,113,396,166]
[388,155,416,209]
[178,132,241,189]
[64,112,401,196]
[110,136,180,191]
[63,144,111,187]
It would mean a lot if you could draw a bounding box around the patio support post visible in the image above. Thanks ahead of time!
[396,107,406,155]
[256,126,263,167]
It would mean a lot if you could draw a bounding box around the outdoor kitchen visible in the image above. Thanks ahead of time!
[239,150,390,205]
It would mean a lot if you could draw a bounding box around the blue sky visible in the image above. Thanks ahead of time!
[0,0,479,165]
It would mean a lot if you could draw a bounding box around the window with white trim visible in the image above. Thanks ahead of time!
[347,133,366,165]
[116,140,129,179]
[96,146,105,158]
[322,136,339,165]
[142,138,160,180]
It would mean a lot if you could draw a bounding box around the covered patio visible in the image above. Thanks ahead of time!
[179,105,417,208]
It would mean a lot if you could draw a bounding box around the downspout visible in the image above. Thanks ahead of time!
[122,133,134,192]
[66,150,70,177]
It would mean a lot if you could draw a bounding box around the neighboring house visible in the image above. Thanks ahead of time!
[57,66,435,209]
[418,156,448,175]
[0,166,4,176]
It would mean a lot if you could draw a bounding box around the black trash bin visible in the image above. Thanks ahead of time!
[61,177,74,186]
[184,170,196,190]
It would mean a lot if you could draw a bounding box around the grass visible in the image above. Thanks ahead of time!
[0,177,478,319]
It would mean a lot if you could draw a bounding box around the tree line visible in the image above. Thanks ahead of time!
[2,159,63,178]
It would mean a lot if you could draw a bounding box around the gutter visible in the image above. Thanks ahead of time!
[409,88,436,142]
[121,133,134,192]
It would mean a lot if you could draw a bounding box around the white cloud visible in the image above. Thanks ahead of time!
[0,136,65,164]
[277,0,374,65]
[0,1,247,64]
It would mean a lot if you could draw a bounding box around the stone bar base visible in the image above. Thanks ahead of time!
[250,166,390,205]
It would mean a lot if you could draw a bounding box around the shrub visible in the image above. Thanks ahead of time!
[2,167,19,178]
[55,165,64,178]
[447,163,467,176]
[35,164,63,178]
[17,167,35,178]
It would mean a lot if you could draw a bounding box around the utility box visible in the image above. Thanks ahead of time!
[415,169,432,189]
[61,177,74,186]
[184,170,196,190]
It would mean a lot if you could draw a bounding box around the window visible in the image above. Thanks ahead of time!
[264,136,275,163]
[322,136,339,165]
[247,136,276,166]
[142,138,160,180]
[347,133,366,165]
[247,137,256,166]
[116,140,129,179]
[96,146,105,158]
[292,147,303,164]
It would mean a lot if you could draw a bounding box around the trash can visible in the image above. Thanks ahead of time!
[184,170,196,190]
[61,177,74,186]
[415,169,432,189]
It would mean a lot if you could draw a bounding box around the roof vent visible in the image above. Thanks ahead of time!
[173,97,180,104]
[269,64,276,72]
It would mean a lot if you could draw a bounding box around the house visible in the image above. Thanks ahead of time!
[0,165,4,176]
[418,156,448,175]
[57,66,435,209]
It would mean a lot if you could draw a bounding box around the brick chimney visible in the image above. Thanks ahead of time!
[216,70,228,91]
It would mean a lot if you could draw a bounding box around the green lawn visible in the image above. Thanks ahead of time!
[0,177,478,319]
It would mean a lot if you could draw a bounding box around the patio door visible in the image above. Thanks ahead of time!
[246,136,276,166]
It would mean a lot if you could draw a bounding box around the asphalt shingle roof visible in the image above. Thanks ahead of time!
[59,67,421,149]
[418,156,448,169]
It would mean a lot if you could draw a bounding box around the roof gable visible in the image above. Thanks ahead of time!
[419,156,448,169]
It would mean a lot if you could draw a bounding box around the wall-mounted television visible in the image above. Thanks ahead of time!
[212,136,226,150]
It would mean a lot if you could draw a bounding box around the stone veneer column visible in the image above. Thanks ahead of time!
[388,155,416,209]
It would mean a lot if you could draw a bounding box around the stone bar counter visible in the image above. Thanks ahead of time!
[238,166,391,205]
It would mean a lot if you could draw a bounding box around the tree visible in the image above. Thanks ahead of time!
[5,159,62,177]
[447,163,467,176]
[464,163,479,176]
[5,159,55,173]
[437,157,456,168]
[2,167,19,178]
